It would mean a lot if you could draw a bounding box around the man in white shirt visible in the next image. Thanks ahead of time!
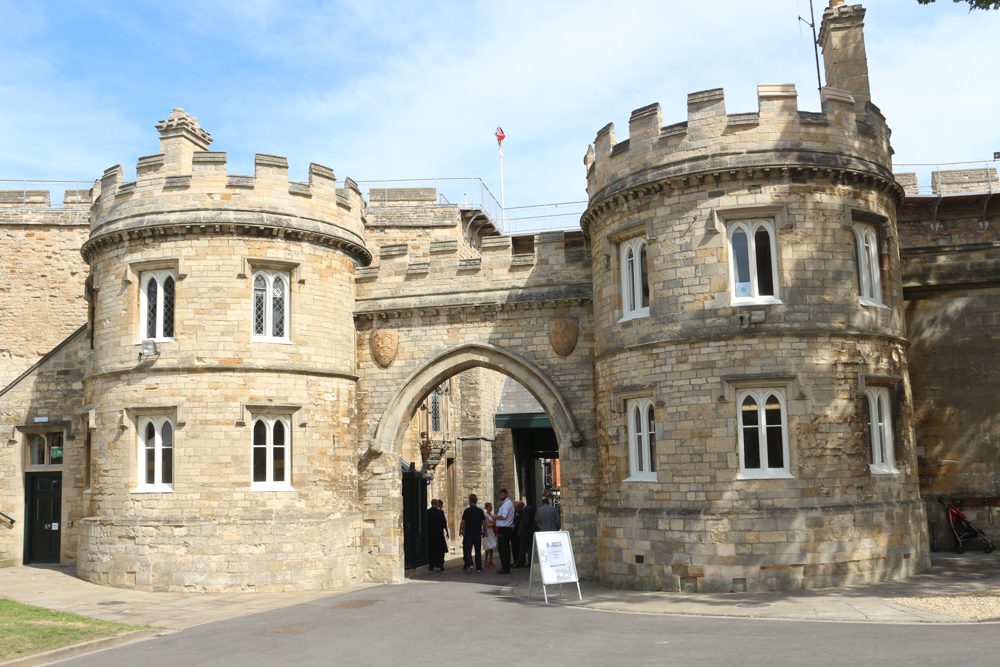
[492,488,515,574]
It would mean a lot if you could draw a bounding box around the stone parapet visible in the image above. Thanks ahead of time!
[86,110,368,265]
[583,84,896,234]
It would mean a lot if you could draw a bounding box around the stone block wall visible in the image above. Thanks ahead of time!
[0,198,90,388]
[898,178,1000,544]
[0,329,89,565]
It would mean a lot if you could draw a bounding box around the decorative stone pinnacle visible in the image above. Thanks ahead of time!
[155,108,212,150]
[830,0,845,6]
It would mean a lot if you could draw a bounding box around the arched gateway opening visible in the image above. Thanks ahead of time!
[371,343,581,572]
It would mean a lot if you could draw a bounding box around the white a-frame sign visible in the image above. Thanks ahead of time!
[527,530,582,603]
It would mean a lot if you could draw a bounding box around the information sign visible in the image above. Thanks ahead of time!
[528,530,582,603]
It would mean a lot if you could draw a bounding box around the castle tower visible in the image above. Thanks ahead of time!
[581,4,928,591]
[78,110,371,591]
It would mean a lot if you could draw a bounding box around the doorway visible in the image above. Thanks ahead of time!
[25,472,62,564]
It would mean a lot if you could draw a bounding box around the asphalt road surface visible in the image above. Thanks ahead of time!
[60,569,1000,667]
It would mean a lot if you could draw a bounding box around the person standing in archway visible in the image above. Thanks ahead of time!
[493,488,515,574]
[459,494,486,573]
[427,499,449,571]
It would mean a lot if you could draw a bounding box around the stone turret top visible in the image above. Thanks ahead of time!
[155,108,212,151]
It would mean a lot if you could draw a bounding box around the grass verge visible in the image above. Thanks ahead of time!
[0,598,145,661]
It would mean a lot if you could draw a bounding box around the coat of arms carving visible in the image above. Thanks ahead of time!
[548,317,578,357]
[371,329,398,367]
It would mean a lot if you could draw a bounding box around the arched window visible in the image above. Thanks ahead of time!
[252,270,290,341]
[727,220,780,304]
[737,389,791,479]
[866,388,898,474]
[252,416,292,490]
[627,398,657,481]
[136,416,174,491]
[430,389,441,433]
[620,237,650,320]
[853,224,883,306]
[141,270,176,341]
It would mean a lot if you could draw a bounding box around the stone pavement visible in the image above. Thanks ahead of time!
[508,552,1000,623]
[1,552,998,637]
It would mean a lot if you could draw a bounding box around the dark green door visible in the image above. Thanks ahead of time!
[27,473,61,563]
[402,469,428,570]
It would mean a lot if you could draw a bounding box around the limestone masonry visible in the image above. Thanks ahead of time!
[1,2,997,592]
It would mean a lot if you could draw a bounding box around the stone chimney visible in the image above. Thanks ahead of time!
[155,108,213,175]
[818,2,871,117]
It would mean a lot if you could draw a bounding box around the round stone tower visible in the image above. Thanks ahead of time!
[581,78,929,591]
[78,109,371,591]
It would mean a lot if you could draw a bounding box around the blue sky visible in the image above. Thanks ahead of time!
[1,0,998,208]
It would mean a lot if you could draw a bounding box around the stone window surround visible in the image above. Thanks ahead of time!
[611,384,663,483]
[626,397,657,482]
[606,220,654,323]
[251,268,292,344]
[139,269,177,343]
[126,258,185,346]
[18,423,69,472]
[249,409,297,492]
[735,388,792,480]
[136,415,175,494]
[865,387,900,476]
[125,405,181,494]
[720,374,802,480]
[725,218,782,307]
[853,223,887,309]
[244,403,302,492]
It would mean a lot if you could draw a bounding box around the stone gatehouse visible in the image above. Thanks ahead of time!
[1,1,997,592]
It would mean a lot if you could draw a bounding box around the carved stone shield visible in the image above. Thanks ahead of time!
[371,329,398,367]
[548,317,578,357]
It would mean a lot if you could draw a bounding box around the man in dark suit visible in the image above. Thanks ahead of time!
[512,500,537,568]
[426,499,449,571]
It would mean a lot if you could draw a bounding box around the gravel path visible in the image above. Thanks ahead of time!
[889,588,1000,621]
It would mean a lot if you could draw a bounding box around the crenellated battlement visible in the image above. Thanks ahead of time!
[583,84,897,230]
[85,108,369,264]
[355,230,592,315]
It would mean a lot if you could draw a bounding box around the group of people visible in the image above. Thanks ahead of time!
[427,490,560,574]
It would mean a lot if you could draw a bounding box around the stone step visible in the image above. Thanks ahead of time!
[0,557,15,568]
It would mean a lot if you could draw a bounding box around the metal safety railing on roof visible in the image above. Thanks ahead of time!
[503,200,587,235]
[0,179,93,210]
[892,160,998,197]
[355,177,504,231]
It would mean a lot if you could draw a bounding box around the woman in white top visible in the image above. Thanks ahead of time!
[482,502,498,566]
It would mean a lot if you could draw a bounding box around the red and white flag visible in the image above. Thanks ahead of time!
[495,126,505,148]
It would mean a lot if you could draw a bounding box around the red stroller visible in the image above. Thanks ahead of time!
[939,496,995,554]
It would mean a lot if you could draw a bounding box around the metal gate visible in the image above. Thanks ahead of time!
[402,468,428,570]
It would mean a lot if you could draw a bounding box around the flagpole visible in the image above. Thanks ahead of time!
[499,145,506,229]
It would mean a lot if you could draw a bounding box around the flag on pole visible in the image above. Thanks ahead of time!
[495,126,505,148]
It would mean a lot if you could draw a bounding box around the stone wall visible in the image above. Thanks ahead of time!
[0,329,89,565]
[898,179,1000,544]
[0,197,90,389]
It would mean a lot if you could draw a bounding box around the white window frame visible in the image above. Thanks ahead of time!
[853,223,885,308]
[619,237,650,321]
[866,388,899,475]
[135,416,174,493]
[727,219,781,306]
[736,388,793,480]
[139,270,176,342]
[626,398,657,481]
[251,415,293,491]
[251,269,290,343]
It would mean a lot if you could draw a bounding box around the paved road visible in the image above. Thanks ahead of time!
[60,569,1000,667]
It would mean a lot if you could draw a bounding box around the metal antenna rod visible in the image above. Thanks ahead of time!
[799,0,824,98]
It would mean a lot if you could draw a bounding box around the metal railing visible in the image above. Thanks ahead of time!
[0,509,14,525]
[503,200,587,235]
[892,160,998,196]
[0,179,93,210]
[355,177,504,231]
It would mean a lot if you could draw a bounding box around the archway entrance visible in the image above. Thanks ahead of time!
[372,343,579,573]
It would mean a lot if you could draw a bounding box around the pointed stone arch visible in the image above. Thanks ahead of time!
[370,342,583,456]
